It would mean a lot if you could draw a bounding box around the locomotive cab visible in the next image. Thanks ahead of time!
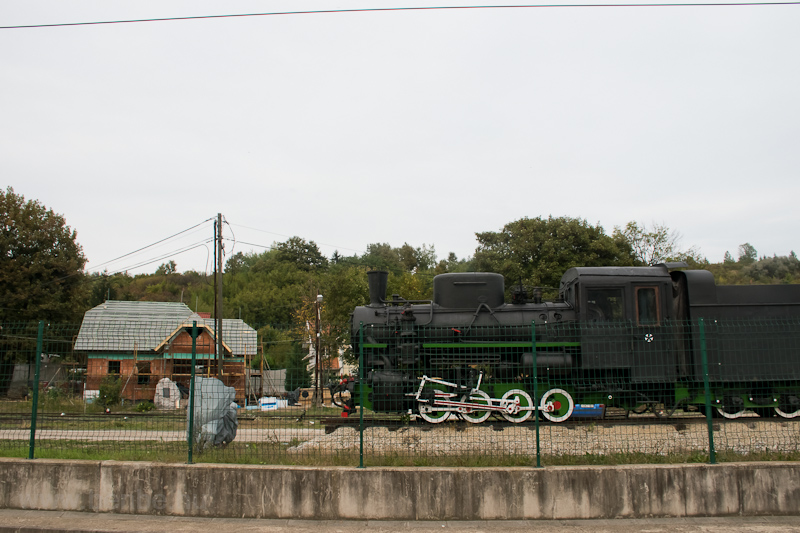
[559,265,678,324]
[559,265,680,383]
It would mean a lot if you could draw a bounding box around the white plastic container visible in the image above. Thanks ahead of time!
[83,390,100,403]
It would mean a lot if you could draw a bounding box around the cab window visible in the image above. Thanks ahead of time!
[636,287,660,325]
[586,288,624,322]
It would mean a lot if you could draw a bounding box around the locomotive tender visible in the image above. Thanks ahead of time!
[345,265,800,423]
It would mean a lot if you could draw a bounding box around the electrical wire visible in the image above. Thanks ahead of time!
[88,218,214,272]
[229,223,363,255]
[1,2,797,30]
[223,216,236,257]
[106,240,213,275]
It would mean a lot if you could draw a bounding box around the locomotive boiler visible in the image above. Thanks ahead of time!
[342,265,800,423]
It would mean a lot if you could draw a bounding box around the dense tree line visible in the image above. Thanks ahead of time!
[4,188,800,369]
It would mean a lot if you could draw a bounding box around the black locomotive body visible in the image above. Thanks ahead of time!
[344,266,800,423]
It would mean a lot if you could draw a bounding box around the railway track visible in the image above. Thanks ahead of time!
[319,407,732,434]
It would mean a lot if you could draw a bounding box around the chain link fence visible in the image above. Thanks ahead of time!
[1,317,798,466]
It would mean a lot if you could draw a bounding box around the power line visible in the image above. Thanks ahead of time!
[88,218,214,272]
[107,239,213,275]
[229,223,364,255]
[1,2,798,30]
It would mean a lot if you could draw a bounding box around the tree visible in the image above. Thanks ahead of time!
[473,216,633,289]
[155,260,177,275]
[284,341,312,390]
[724,251,735,264]
[258,325,298,368]
[614,221,706,267]
[362,243,402,272]
[321,266,369,362]
[742,254,800,284]
[613,222,678,266]
[738,243,758,265]
[0,187,87,322]
[275,237,328,271]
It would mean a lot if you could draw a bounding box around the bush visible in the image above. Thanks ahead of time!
[45,386,63,402]
[98,376,122,406]
[135,401,155,412]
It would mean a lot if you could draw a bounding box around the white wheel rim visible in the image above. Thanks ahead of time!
[541,388,574,423]
[501,389,533,423]
[716,407,745,419]
[461,390,491,424]
[775,405,800,419]
[418,403,450,423]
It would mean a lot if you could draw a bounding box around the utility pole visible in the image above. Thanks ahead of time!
[313,293,323,407]
[215,213,224,379]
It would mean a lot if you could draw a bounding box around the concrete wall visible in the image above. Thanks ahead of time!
[0,458,798,520]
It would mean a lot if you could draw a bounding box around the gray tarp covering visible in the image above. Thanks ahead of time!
[187,377,238,446]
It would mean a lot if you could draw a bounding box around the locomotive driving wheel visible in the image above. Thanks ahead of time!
[540,388,574,423]
[716,395,746,419]
[775,395,800,418]
[501,389,533,423]
[417,385,451,423]
[715,406,746,419]
[418,403,451,423]
[460,390,492,424]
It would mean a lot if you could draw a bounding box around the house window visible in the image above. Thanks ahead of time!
[136,362,150,385]
[108,360,121,374]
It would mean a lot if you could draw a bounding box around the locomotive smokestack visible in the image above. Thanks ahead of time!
[367,270,389,307]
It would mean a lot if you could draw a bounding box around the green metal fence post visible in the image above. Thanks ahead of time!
[358,321,365,469]
[532,321,541,468]
[187,321,197,464]
[28,320,45,460]
[699,318,716,465]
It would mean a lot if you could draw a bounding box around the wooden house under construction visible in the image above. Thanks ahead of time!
[74,301,257,403]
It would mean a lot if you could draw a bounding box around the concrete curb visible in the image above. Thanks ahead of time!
[0,459,799,520]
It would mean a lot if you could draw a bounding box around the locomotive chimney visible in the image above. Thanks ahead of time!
[367,270,389,307]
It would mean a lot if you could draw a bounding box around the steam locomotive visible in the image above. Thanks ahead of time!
[342,265,800,423]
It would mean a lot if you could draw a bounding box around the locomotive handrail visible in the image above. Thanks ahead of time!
[460,302,501,336]
[373,298,436,325]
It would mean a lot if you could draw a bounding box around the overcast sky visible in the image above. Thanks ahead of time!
[3,0,798,275]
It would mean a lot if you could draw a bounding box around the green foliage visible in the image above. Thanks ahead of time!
[88,271,126,306]
[614,221,674,266]
[284,342,311,390]
[613,221,705,266]
[98,375,122,406]
[258,325,298,369]
[155,260,177,275]
[42,386,67,404]
[135,401,155,412]
[361,242,441,274]
[387,271,433,301]
[738,242,758,264]
[474,216,634,289]
[275,237,328,271]
[0,187,88,322]
[707,251,800,285]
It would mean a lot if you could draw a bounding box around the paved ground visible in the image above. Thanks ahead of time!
[0,510,799,533]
